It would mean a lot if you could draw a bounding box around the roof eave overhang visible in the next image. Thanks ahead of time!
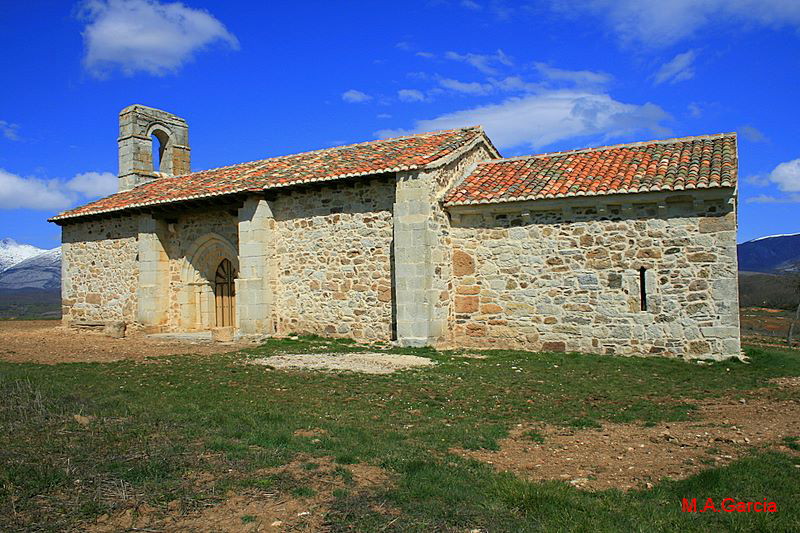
[444,185,738,212]
[48,167,412,224]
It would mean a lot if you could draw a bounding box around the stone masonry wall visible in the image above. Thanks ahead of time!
[428,141,495,341]
[61,215,140,323]
[447,192,740,360]
[273,177,395,340]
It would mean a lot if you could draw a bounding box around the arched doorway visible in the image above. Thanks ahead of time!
[214,258,236,327]
[177,233,239,332]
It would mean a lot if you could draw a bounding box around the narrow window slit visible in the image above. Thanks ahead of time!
[639,267,648,311]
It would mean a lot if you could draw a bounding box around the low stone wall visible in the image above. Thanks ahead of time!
[273,177,395,340]
[446,192,741,359]
[61,216,140,324]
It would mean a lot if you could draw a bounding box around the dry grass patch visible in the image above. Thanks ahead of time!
[87,456,391,532]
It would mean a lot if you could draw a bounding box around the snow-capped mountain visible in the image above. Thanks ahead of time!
[0,247,62,290]
[738,233,800,274]
[0,237,46,273]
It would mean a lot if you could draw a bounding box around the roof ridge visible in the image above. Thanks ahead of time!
[474,132,737,166]
[174,126,483,179]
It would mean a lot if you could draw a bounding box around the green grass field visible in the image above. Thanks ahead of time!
[1,337,798,531]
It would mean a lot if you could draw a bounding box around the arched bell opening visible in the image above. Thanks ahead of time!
[151,130,168,173]
[148,125,173,175]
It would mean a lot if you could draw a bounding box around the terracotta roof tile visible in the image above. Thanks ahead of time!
[442,133,737,206]
[51,127,485,221]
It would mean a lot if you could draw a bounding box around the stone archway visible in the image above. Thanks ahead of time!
[178,233,239,331]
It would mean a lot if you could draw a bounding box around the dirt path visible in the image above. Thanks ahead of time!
[0,320,248,364]
[455,380,800,491]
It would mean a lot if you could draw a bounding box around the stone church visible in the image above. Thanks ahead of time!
[50,105,741,359]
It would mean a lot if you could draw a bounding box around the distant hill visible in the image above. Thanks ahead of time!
[738,271,799,310]
[737,233,800,310]
[0,248,61,290]
[737,233,800,274]
[0,237,46,273]
[0,288,61,319]
[0,237,61,319]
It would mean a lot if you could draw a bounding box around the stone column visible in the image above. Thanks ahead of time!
[392,171,444,347]
[60,240,73,325]
[136,215,169,329]
[236,196,276,336]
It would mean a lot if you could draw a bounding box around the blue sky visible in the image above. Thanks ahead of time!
[1,0,799,249]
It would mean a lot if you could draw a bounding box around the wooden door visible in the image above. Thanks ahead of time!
[214,259,236,327]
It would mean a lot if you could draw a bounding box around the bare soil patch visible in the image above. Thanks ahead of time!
[770,376,800,388]
[455,394,800,491]
[740,307,799,348]
[87,456,391,532]
[293,427,329,438]
[251,352,435,374]
[0,320,249,364]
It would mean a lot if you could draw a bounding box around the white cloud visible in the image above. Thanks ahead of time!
[534,63,612,87]
[770,158,800,192]
[688,102,703,118]
[745,157,800,203]
[444,49,512,74]
[377,113,392,119]
[438,78,493,95]
[398,89,426,102]
[653,50,696,84]
[65,171,118,197]
[745,194,800,204]
[407,71,431,80]
[342,89,372,103]
[489,1,514,20]
[488,76,543,93]
[0,169,117,210]
[745,173,771,187]
[558,0,800,47]
[740,125,768,143]
[79,0,239,77]
[0,170,75,210]
[452,0,513,20]
[415,51,435,59]
[377,89,669,151]
[403,62,604,102]
[0,120,20,141]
